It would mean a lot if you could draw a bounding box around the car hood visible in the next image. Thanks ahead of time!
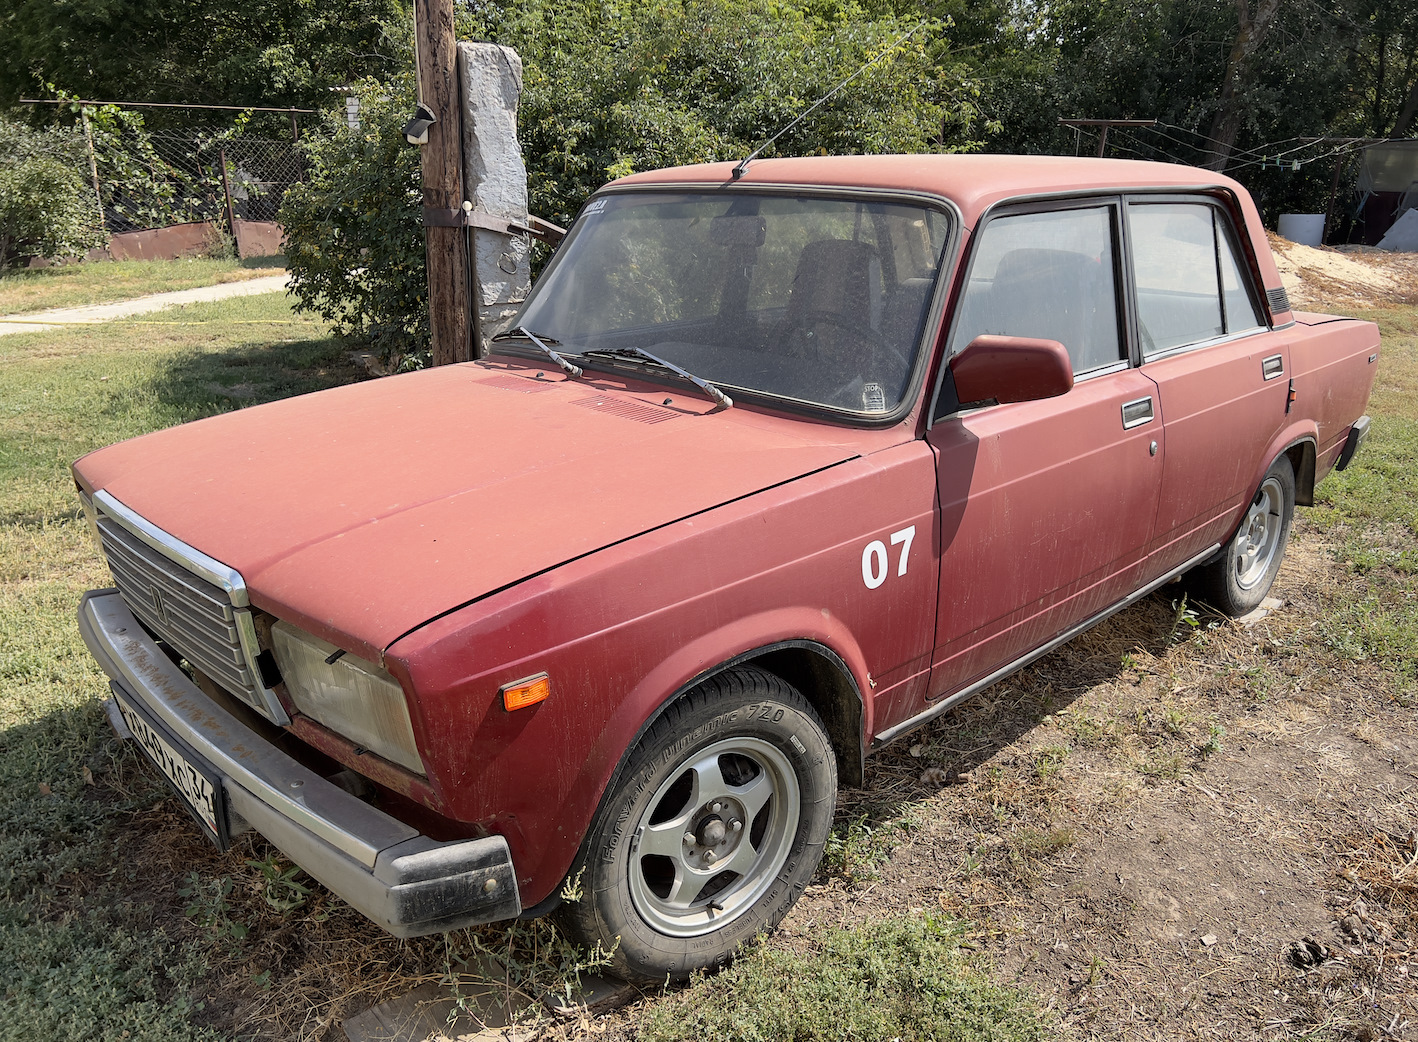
[76,360,863,656]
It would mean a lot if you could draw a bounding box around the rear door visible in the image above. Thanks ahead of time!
[1127,198,1289,572]
[921,200,1165,706]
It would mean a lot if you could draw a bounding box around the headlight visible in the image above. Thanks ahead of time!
[270,621,425,775]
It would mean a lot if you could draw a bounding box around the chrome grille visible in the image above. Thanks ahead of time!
[88,491,289,724]
[97,515,257,701]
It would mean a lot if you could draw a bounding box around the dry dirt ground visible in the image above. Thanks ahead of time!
[779,543,1418,1042]
[1269,233,1418,311]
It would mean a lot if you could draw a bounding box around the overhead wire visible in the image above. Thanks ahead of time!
[1223,141,1363,172]
[1152,122,1312,164]
[1151,122,1331,164]
[1151,122,1392,171]
[1107,128,1195,167]
[1112,121,1375,173]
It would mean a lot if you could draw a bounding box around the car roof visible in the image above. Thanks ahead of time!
[612,154,1250,226]
[609,153,1291,323]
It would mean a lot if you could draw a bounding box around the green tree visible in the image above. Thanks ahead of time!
[464,0,992,224]
[0,116,107,268]
[960,0,1415,220]
[0,0,407,124]
[283,0,989,362]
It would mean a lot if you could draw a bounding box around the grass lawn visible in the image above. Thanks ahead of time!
[0,257,285,316]
[0,295,1412,1041]
[0,295,369,1042]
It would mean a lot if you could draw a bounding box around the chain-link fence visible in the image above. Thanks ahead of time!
[91,126,304,235]
[15,100,313,257]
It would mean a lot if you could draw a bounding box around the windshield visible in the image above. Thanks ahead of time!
[511,192,950,415]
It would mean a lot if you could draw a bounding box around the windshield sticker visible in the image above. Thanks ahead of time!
[583,199,608,217]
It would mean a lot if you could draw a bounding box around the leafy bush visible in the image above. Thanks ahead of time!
[279,74,429,364]
[0,118,107,269]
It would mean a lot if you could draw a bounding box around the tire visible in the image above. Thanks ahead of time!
[561,666,837,983]
[1187,453,1295,617]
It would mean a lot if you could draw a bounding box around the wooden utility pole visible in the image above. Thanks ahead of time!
[413,0,473,365]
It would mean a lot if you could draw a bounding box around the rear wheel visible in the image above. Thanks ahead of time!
[1187,454,1295,616]
[561,667,836,983]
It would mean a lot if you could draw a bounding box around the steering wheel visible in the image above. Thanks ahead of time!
[777,310,909,371]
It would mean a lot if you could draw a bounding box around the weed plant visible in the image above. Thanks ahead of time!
[640,916,1048,1042]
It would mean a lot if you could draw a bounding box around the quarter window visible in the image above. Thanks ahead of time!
[951,207,1124,375]
[1218,222,1265,334]
[1131,202,1264,358]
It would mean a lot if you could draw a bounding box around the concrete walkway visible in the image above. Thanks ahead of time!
[0,274,290,336]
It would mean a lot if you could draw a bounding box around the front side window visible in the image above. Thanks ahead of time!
[950,206,1124,375]
[1131,202,1265,358]
[510,192,950,416]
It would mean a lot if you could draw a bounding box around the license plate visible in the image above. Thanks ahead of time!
[113,687,231,850]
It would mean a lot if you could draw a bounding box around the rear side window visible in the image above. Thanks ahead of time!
[951,207,1124,375]
[1131,202,1265,358]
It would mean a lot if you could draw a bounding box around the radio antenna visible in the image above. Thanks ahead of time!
[731,22,927,180]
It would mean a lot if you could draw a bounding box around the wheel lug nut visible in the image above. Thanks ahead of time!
[711,802,721,813]
[731,819,742,832]
[704,850,717,863]
[683,832,696,845]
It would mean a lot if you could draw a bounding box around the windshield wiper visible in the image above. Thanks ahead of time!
[491,326,583,379]
[581,346,733,411]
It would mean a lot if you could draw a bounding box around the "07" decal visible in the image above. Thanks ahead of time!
[862,526,915,589]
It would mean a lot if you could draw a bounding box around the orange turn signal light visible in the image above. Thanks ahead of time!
[500,672,550,712]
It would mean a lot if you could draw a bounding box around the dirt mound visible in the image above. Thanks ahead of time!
[1268,230,1418,310]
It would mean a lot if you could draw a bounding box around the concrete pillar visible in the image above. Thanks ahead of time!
[458,42,532,349]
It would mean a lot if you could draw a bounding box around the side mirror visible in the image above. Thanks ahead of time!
[949,335,1074,406]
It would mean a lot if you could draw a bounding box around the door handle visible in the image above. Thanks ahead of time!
[1262,354,1285,380]
[1121,396,1154,429]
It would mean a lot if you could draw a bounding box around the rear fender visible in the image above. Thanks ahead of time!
[1247,424,1317,516]
[1203,425,1316,569]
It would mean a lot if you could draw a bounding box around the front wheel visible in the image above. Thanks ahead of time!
[561,667,837,983]
[1187,453,1295,616]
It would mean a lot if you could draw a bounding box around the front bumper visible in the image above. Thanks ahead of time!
[79,588,522,937]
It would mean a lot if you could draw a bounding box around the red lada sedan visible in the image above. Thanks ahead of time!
[75,155,1377,981]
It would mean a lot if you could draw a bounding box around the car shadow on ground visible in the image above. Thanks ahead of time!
[828,585,1197,838]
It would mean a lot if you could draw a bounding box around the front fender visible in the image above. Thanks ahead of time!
[594,607,873,774]
[387,444,937,905]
